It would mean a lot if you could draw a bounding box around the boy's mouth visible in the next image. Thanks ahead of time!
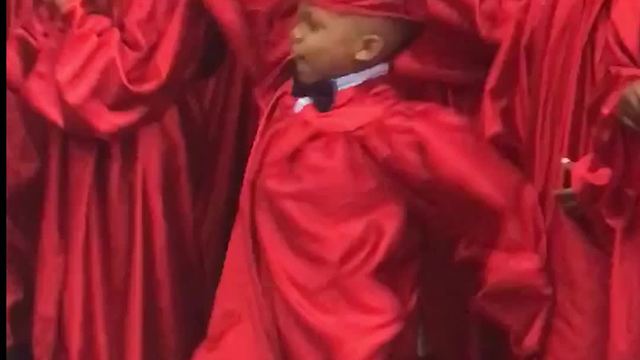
[293,55,308,71]
[292,56,316,84]
[292,52,305,62]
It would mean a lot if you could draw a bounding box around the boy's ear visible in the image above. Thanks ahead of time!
[354,34,385,62]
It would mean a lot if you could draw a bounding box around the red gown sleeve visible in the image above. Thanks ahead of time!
[6,2,41,354]
[7,0,209,138]
[568,0,640,242]
[6,88,46,354]
[568,103,640,360]
[570,97,640,246]
[393,0,526,85]
[357,104,551,358]
[203,0,296,107]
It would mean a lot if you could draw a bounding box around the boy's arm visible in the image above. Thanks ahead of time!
[357,104,551,359]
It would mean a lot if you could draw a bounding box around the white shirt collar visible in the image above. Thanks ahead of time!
[293,62,390,113]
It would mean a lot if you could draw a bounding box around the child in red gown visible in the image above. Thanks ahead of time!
[194,1,551,359]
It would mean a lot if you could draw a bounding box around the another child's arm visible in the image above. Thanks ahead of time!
[7,0,211,138]
[204,0,296,106]
[557,80,640,245]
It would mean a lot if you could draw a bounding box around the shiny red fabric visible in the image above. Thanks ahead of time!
[193,77,550,360]
[481,0,640,359]
[394,0,524,83]
[6,88,47,355]
[5,0,237,358]
[178,54,260,313]
[390,0,527,124]
[570,117,640,360]
[6,0,47,355]
[309,0,426,20]
[203,0,296,110]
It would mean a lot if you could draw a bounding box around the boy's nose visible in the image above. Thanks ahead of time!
[290,25,303,44]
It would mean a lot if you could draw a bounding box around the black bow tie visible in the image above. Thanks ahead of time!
[291,78,337,113]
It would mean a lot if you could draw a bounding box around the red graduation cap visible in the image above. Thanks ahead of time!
[308,0,426,21]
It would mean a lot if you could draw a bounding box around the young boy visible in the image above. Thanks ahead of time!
[195,1,550,359]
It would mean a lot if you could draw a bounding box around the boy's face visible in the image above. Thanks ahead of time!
[290,3,360,84]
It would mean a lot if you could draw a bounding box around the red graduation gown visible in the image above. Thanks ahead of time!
[178,53,260,311]
[6,0,220,358]
[202,0,296,109]
[481,0,640,359]
[391,0,528,118]
[194,78,550,360]
[570,120,640,360]
[6,0,48,354]
[6,89,47,355]
[602,128,640,360]
[197,0,298,307]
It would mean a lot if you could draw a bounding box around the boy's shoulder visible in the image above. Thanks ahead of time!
[364,88,472,131]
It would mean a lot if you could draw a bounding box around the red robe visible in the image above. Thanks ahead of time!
[392,0,528,117]
[6,1,231,358]
[202,0,296,109]
[202,1,549,358]
[178,53,260,311]
[7,1,48,356]
[6,89,47,357]
[481,0,640,359]
[570,119,640,360]
[193,76,550,360]
[197,0,298,308]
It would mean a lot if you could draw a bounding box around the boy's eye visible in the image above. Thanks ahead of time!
[296,8,322,32]
[306,19,319,31]
[307,15,325,32]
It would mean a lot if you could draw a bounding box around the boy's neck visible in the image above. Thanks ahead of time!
[292,62,390,113]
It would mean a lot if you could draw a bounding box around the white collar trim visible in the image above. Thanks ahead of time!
[293,62,390,113]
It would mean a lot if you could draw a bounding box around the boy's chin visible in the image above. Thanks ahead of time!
[293,62,323,84]
[294,70,320,85]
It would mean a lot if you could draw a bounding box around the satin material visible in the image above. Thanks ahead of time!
[570,121,640,360]
[309,0,426,20]
[178,53,260,314]
[203,0,296,109]
[193,77,550,360]
[481,0,640,359]
[6,88,47,355]
[391,0,528,123]
[5,1,248,358]
[6,1,49,355]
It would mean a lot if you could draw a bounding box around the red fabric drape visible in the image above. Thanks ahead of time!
[7,1,49,355]
[6,88,47,356]
[571,123,640,360]
[177,53,259,313]
[481,0,640,359]
[5,0,253,358]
